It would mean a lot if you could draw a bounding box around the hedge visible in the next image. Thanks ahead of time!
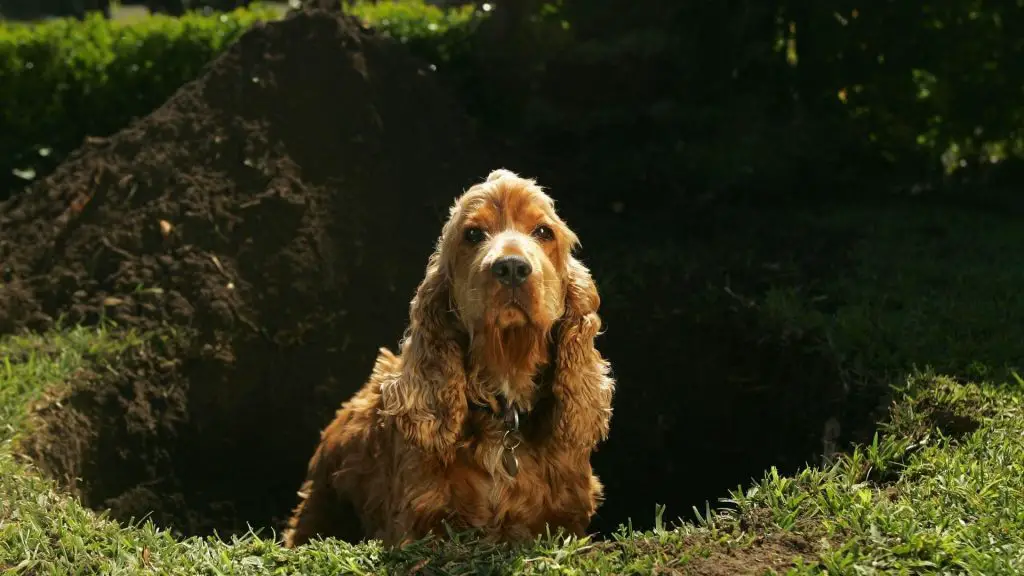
[0,6,278,199]
[0,1,487,201]
[347,0,480,57]
[4,0,1020,206]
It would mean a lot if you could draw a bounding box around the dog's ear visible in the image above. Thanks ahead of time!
[380,245,467,463]
[550,257,615,449]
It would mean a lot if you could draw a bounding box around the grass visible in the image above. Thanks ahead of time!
[4,202,1024,574]
[3,336,1024,574]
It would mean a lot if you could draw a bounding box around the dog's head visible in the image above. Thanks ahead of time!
[437,168,577,378]
[381,169,612,460]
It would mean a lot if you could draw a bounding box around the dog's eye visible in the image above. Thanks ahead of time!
[532,225,554,242]
[464,227,486,244]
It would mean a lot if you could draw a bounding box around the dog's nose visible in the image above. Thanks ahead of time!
[491,255,533,287]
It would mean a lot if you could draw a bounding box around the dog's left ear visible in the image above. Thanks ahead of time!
[379,244,469,464]
[551,256,615,449]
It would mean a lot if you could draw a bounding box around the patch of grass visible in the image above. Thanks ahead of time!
[731,374,1024,574]
[3,336,1024,573]
[598,203,1024,388]
[4,204,1024,573]
[763,205,1024,383]
[0,323,144,445]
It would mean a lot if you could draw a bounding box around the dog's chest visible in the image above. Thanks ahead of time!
[446,443,548,529]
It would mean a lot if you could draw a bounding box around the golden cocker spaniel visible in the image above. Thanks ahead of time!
[282,169,615,548]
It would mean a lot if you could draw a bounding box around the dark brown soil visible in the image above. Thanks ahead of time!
[679,532,816,576]
[1,8,489,537]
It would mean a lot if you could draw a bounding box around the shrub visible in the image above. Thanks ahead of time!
[0,1,491,201]
[358,0,1024,204]
[5,0,1020,206]
[345,0,487,88]
[346,0,480,52]
[0,5,278,199]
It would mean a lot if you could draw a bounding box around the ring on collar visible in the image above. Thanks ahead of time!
[502,429,522,451]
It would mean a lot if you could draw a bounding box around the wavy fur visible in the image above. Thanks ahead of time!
[283,169,615,547]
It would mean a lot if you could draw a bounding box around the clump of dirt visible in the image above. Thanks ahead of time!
[929,408,982,438]
[1,8,488,538]
[912,394,987,440]
[681,532,816,576]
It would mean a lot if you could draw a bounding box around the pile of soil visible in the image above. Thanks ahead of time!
[0,8,488,537]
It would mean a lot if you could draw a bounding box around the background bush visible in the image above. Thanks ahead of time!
[363,0,1024,207]
[0,5,277,199]
[346,0,479,62]
[441,0,1024,207]
[1,0,1022,206]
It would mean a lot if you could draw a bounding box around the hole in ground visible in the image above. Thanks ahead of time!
[19,299,863,541]
[590,305,851,533]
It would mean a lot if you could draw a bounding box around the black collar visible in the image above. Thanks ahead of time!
[468,393,521,428]
[468,367,556,438]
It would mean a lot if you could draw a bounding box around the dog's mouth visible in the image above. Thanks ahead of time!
[496,305,528,328]
[494,289,531,328]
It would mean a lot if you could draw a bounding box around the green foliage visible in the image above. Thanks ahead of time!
[347,0,479,47]
[0,6,278,196]
[345,0,486,76]
[558,0,1024,196]
[780,0,1024,181]
[2,0,1021,203]
[347,0,1024,202]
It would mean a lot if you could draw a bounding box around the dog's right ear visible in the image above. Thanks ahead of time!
[379,243,468,464]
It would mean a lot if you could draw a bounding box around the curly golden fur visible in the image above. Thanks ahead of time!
[282,169,615,548]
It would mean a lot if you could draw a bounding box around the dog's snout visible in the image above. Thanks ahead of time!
[491,255,532,287]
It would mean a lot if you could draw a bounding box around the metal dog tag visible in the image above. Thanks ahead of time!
[501,428,523,478]
[497,401,523,478]
[502,448,520,477]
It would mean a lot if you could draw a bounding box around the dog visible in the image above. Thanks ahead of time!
[282,169,615,547]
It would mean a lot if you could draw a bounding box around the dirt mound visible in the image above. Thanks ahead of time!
[1,9,488,537]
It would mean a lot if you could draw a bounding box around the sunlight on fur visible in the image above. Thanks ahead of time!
[282,169,615,548]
